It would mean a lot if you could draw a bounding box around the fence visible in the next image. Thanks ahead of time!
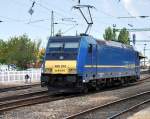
[0,70,41,84]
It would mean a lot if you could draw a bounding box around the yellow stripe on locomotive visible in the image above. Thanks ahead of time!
[44,60,77,74]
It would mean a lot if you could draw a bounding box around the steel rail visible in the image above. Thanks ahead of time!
[65,91,150,119]
[0,83,40,93]
[0,90,48,102]
[108,99,150,119]
[0,93,73,112]
[132,75,150,85]
[0,90,84,112]
[0,95,49,112]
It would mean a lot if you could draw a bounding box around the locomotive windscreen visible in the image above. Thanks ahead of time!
[45,37,81,60]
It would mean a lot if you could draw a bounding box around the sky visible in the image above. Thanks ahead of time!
[0,0,150,61]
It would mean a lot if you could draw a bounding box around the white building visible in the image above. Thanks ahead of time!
[0,64,16,72]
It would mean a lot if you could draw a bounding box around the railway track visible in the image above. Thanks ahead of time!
[0,90,77,112]
[130,74,150,86]
[0,74,149,113]
[0,90,48,112]
[108,99,150,119]
[0,90,48,102]
[65,91,150,119]
[0,83,40,93]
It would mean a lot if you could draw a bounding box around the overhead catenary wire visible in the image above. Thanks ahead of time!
[4,1,150,35]
[97,9,116,18]
[118,0,133,17]
[29,0,72,18]
[0,15,28,22]
[8,0,29,7]
[10,0,69,19]
[0,15,52,31]
[29,0,133,31]
[62,24,78,34]
[28,0,81,33]
[116,0,150,30]
[26,0,78,33]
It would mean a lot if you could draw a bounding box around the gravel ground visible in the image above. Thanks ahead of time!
[0,82,40,89]
[127,107,150,119]
[0,76,150,119]
[0,86,47,100]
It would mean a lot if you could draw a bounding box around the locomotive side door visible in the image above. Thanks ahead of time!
[88,44,97,79]
[135,52,140,79]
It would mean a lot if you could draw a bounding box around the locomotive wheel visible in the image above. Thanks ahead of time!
[133,76,138,82]
[95,86,100,91]
[41,82,45,87]
[81,84,88,93]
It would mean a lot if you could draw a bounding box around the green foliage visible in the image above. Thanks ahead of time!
[103,27,117,41]
[37,48,45,63]
[0,35,41,69]
[103,27,113,41]
[103,27,130,45]
[0,39,7,63]
[118,28,130,45]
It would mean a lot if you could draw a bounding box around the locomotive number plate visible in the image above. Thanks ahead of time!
[54,65,67,68]
[54,69,66,73]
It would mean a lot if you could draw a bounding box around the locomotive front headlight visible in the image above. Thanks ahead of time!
[68,68,76,73]
[69,68,75,72]
[45,68,52,73]
[83,79,86,83]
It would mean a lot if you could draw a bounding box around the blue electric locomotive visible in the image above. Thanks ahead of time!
[41,35,140,92]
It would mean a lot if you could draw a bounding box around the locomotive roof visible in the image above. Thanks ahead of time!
[49,35,133,50]
[96,39,133,50]
[49,36,81,39]
[48,36,82,42]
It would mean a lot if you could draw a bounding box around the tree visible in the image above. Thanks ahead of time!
[0,39,7,64]
[37,48,45,63]
[33,48,45,68]
[103,27,117,41]
[6,35,41,69]
[118,27,130,45]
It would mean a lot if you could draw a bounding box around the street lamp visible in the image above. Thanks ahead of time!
[112,24,116,41]
[144,43,147,67]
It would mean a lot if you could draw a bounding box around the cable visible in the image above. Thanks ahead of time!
[27,19,48,24]
[0,15,28,22]
[29,0,70,18]
[97,9,116,18]
[26,23,50,30]
[34,0,81,24]
[8,0,29,7]
[118,0,133,16]
[0,14,51,31]
[62,24,78,34]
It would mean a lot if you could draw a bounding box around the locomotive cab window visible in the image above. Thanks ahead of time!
[46,37,81,60]
[64,42,79,49]
[48,42,63,48]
